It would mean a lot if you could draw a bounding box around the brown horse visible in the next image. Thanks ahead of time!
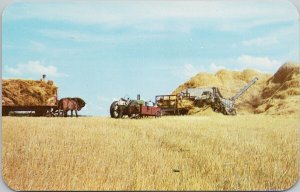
[58,97,86,117]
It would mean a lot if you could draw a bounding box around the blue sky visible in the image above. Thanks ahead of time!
[2,0,299,116]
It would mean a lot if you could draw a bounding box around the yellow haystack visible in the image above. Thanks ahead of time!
[254,62,300,115]
[172,62,300,115]
[2,79,58,106]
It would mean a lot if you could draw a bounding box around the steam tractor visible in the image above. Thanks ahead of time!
[110,94,162,118]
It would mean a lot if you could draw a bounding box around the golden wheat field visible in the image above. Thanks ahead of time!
[2,115,299,191]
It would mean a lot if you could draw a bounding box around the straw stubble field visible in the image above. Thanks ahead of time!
[2,115,299,191]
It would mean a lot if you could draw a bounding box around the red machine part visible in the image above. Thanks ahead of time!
[139,105,161,117]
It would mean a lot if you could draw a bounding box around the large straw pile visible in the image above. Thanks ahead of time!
[173,62,300,115]
[2,79,57,106]
[254,63,300,115]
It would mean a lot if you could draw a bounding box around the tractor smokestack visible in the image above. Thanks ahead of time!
[137,94,140,100]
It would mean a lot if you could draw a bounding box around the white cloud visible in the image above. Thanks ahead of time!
[242,36,278,47]
[173,63,227,79]
[241,24,297,48]
[173,56,283,75]
[39,29,100,42]
[38,29,166,43]
[237,55,281,71]
[28,40,47,52]
[217,17,293,32]
[5,60,67,77]
[4,1,298,31]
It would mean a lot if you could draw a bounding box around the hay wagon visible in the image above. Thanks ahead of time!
[155,93,194,115]
[2,79,59,116]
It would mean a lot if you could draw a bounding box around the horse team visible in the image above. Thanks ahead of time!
[58,97,86,117]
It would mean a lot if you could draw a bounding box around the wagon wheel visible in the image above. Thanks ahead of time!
[55,109,61,117]
[2,109,10,116]
[54,109,63,117]
[45,110,53,117]
[50,109,60,117]
[179,108,189,115]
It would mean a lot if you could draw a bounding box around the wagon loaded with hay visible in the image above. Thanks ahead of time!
[2,79,59,116]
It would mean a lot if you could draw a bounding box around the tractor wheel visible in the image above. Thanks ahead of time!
[117,105,124,118]
[111,104,123,118]
[110,101,118,118]
[127,101,140,117]
[128,112,140,119]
